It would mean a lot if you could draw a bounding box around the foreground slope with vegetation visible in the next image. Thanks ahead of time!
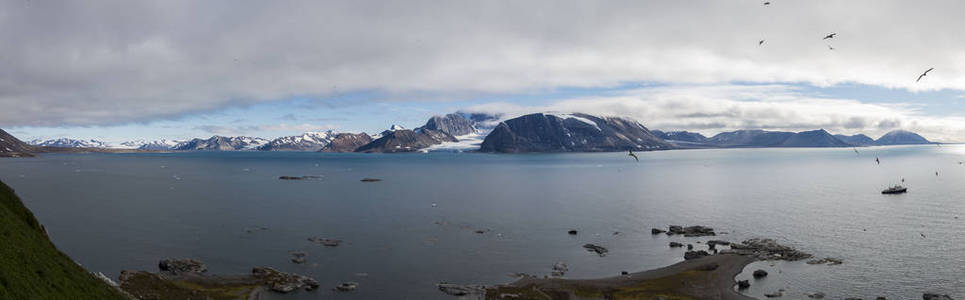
[0,180,127,299]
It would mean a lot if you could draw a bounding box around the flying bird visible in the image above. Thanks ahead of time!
[917,68,934,82]
[827,44,835,50]
[628,149,639,162]
[763,1,771,5]
[875,157,880,165]
[823,33,836,40]
[853,147,859,154]
[920,232,926,238]
[759,40,765,46]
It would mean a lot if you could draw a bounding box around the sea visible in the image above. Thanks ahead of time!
[1,145,963,299]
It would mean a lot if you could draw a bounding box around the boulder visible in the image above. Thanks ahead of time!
[582,244,608,257]
[683,250,709,260]
[669,242,684,248]
[437,283,486,297]
[651,228,666,234]
[667,225,716,237]
[158,259,207,275]
[923,294,954,300]
[753,269,768,278]
[737,280,750,289]
[334,282,359,292]
[806,292,826,299]
[252,267,319,292]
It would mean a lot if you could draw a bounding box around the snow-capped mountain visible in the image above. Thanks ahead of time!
[173,136,269,151]
[28,138,111,148]
[258,131,337,151]
[138,139,182,150]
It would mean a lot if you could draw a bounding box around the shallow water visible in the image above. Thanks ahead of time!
[0,145,963,299]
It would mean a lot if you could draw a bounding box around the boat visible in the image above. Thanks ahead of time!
[881,185,908,194]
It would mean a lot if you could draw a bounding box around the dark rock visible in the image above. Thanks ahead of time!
[334,282,359,292]
[737,280,750,289]
[259,131,336,151]
[707,240,730,247]
[807,292,826,299]
[582,244,608,257]
[707,130,794,147]
[753,269,768,278]
[158,259,207,275]
[726,238,812,261]
[669,242,684,248]
[923,293,954,300]
[568,230,578,235]
[437,283,486,297]
[620,271,629,275]
[667,225,716,237]
[806,257,843,265]
[844,298,863,300]
[683,250,709,260]
[651,228,666,234]
[252,267,319,292]
[875,297,886,300]
[307,237,342,247]
[320,133,373,152]
[765,291,783,298]
[360,178,382,182]
[479,113,672,153]
[551,262,568,277]
[686,244,693,250]
[290,252,307,264]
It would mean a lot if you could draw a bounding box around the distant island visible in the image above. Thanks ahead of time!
[1,112,935,157]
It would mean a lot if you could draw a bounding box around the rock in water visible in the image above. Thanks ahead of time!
[683,250,709,260]
[923,294,954,300]
[582,244,608,257]
[437,283,486,297]
[725,238,812,261]
[158,259,207,275]
[360,178,382,182]
[334,282,359,292]
[252,267,319,292]
[666,225,716,237]
[737,280,750,289]
[651,228,666,234]
[753,269,768,278]
[567,229,578,235]
[669,242,684,248]
[807,292,826,299]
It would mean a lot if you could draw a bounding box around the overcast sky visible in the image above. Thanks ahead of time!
[5,0,965,142]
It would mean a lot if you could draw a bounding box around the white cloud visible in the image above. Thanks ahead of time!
[463,84,965,142]
[3,1,965,128]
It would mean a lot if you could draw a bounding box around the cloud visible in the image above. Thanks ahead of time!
[3,1,965,127]
[193,123,337,136]
[462,84,965,142]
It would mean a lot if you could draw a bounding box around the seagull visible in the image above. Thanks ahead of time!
[827,44,835,50]
[875,157,880,165]
[917,68,934,82]
[853,147,859,154]
[763,1,771,5]
[920,232,926,238]
[936,171,939,176]
[759,40,765,46]
[628,149,639,162]
[823,33,837,40]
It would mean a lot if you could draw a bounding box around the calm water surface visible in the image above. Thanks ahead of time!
[1,146,964,299]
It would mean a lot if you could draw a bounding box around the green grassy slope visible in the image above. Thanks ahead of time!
[0,180,128,299]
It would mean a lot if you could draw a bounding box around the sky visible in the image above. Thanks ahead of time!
[4,0,965,143]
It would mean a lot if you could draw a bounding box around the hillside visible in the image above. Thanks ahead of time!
[479,113,671,153]
[0,128,34,157]
[876,130,931,145]
[0,180,127,299]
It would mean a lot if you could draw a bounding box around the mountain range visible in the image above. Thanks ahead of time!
[7,112,937,155]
